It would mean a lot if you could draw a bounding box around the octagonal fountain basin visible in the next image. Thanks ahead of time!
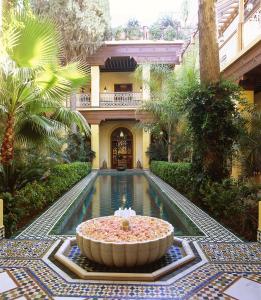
[76,216,174,267]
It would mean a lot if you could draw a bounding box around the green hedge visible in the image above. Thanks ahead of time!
[150,161,192,194]
[4,162,91,236]
[15,162,91,211]
[150,160,260,240]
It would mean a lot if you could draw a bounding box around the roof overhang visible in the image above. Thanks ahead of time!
[80,109,153,124]
[100,57,137,72]
[87,40,184,66]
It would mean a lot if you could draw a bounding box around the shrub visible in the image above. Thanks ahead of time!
[16,182,47,211]
[185,80,243,181]
[199,179,259,240]
[150,161,192,195]
[3,162,91,236]
[147,141,168,162]
[150,160,260,240]
[63,132,95,163]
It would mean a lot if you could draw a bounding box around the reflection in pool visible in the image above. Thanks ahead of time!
[51,173,203,236]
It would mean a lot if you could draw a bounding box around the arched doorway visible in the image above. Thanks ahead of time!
[111,127,133,169]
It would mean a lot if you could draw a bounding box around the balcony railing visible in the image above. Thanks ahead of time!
[76,93,91,107]
[100,92,142,107]
[68,92,143,108]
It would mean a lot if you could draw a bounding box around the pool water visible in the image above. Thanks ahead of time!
[51,173,203,236]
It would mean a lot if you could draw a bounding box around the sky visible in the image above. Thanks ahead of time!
[109,0,198,27]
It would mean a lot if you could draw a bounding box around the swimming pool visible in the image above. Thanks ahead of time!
[51,172,203,236]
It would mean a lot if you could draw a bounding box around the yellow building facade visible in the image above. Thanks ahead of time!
[72,40,184,170]
[217,0,261,180]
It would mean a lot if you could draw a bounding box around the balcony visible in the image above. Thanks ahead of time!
[70,92,143,109]
[99,92,142,107]
[76,93,91,107]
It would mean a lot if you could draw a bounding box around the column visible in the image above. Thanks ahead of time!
[237,0,244,52]
[91,124,100,169]
[142,64,150,101]
[231,90,254,179]
[242,90,254,104]
[91,66,100,107]
[0,199,4,239]
[70,93,77,132]
[142,129,150,169]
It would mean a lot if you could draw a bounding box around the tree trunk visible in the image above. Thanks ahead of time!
[0,114,15,165]
[167,131,173,163]
[70,92,77,133]
[198,0,220,84]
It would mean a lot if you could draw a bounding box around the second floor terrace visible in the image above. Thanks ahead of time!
[67,91,143,109]
[67,40,184,110]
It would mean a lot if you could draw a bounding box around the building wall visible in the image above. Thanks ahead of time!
[219,16,239,68]
[255,91,261,109]
[243,18,261,48]
[219,32,237,68]
[219,11,261,69]
[100,72,141,93]
[99,120,144,168]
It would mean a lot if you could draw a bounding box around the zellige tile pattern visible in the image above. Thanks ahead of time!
[0,240,260,299]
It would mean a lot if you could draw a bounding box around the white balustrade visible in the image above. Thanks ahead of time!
[71,92,143,108]
[100,92,142,107]
[76,93,91,107]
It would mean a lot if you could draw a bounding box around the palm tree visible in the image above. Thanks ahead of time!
[138,53,198,163]
[141,98,180,162]
[0,13,89,167]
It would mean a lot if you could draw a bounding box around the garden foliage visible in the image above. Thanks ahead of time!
[2,162,91,237]
[185,80,243,181]
[63,132,95,163]
[0,11,89,169]
[151,160,259,241]
[150,161,192,195]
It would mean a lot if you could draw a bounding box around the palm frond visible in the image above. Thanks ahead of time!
[52,107,90,135]
[7,13,61,68]
[56,61,90,90]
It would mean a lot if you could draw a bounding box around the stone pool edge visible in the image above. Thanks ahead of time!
[16,169,241,243]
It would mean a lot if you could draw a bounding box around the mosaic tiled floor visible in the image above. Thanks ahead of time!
[0,239,260,299]
[16,171,241,243]
[5,171,260,298]
[66,243,183,273]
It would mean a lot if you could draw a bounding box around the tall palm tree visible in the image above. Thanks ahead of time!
[0,12,89,167]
